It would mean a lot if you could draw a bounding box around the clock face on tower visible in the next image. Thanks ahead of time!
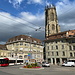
[52,24,55,30]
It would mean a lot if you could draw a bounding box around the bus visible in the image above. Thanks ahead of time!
[0,58,9,67]
[0,57,24,66]
[8,57,23,65]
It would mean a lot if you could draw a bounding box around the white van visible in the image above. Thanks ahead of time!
[62,62,75,67]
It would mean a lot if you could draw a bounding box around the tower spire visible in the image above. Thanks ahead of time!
[45,4,55,9]
[45,4,60,38]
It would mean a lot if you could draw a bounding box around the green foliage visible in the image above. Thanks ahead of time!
[35,63,37,66]
[24,63,39,68]
[26,63,28,65]
[27,65,32,68]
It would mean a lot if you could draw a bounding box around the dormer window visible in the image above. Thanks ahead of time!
[21,38,23,40]
[34,41,36,43]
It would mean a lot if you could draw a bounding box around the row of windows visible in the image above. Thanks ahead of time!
[70,52,75,57]
[46,40,65,45]
[10,54,28,59]
[11,54,41,59]
[69,46,75,50]
[48,51,65,56]
[47,45,64,50]
[8,43,42,48]
[16,43,37,47]
[9,39,41,44]
[46,40,75,46]
[47,45,75,50]
[14,49,42,52]
[69,40,75,43]
[0,52,7,56]
[48,52,75,57]
[0,56,6,57]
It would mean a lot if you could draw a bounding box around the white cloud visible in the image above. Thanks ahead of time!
[8,0,23,8]
[55,0,75,31]
[0,11,44,30]
[56,0,73,15]
[20,12,36,21]
[0,41,6,44]
[1,0,75,44]
[45,0,51,6]
[0,11,44,44]
[27,0,43,4]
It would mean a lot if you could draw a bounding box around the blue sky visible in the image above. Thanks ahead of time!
[0,0,60,15]
[0,0,75,44]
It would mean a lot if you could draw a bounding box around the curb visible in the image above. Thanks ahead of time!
[19,67,44,70]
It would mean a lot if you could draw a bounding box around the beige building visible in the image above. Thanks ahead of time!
[44,5,75,65]
[0,45,9,57]
[6,35,43,63]
[45,30,75,65]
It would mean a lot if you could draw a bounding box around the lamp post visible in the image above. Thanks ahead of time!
[15,50,18,65]
[28,36,32,63]
[15,55,18,65]
[30,41,31,60]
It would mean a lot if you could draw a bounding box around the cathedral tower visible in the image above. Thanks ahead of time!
[45,4,60,38]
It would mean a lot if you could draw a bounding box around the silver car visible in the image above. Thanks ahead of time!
[42,63,50,67]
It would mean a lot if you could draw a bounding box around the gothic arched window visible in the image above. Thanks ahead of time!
[50,13,54,21]
[52,24,55,30]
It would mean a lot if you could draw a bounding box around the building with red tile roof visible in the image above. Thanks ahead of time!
[6,35,43,63]
[44,4,75,65]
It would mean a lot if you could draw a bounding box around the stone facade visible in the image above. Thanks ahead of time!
[44,4,75,65]
[45,30,75,65]
[0,45,9,57]
[45,5,60,38]
[6,35,43,63]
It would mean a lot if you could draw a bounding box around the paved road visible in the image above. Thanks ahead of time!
[0,65,75,75]
[0,71,14,75]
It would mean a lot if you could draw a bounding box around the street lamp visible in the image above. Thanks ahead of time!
[28,36,32,63]
[14,50,18,65]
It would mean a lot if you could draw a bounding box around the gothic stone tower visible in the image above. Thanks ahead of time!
[45,4,60,38]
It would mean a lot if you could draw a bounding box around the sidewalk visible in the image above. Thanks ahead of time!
[50,64,61,68]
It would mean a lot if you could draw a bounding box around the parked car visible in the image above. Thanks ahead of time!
[42,63,50,67]
[62,62,75,67]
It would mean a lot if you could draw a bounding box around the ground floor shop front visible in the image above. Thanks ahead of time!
[47,58,67,65]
